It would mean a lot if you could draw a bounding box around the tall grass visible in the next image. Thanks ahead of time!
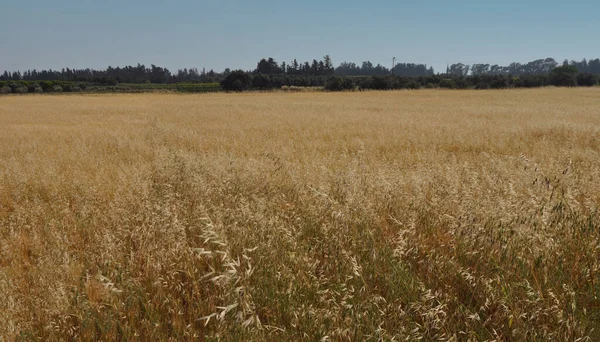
[1,89,599,340]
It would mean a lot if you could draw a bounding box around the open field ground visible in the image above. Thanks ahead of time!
[1,89,600,340]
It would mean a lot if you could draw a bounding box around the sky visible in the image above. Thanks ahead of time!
[1,0,598,74]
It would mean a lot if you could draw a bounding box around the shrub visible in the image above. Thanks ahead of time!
[490,76,511,89]
[325,76,354,91]
[406,80,422,89]
[28,84,43,94]
[51,85,63,93]
[439,78,457,89]
[0,86,11,94]
[252,74,272,90]
[40,81,54,91]
[357,77,374,90]
[576,73,598,87]
[10,83,28,94]
[550,65,578,87]
[372,76,391,90]
[342,77,355,90]
[221,70,252,91]
[324,77,343,91]
[455,77,472,89]
[475,82,491,90]
[517,75,549,88]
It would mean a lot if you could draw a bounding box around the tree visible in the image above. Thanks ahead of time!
[256,58,270,74]
[9,83,28,94]
[311,60,319,75]
[149,64,171,83]
[323,55,334,75]
[439,78,457,89]
[372,76,391,90]
[324,76,354,91]
[549,65,578,87]
[252,74,271,89]
[221,70,251,91]
[471,64,490,76]
[448,63,469,77]
[576,73,598,87]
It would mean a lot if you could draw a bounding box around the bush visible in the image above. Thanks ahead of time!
[372,76,391,90]
[0,86,11,94]
[357,77,374,90]
[62,84,82,92]
[252,74,272,90]
[489,76,511,89]
[28,83,43,94]
[475,82,490,90]
[455,78,472,89]
[324,76,354,91]
[325,76,343,91]
[10,83,28,94]
[439,78,457,89]
[576,73,598,87]
[40,81,54,91]
[406,80,422,89]
[51,85,63,93]
[550,65,578,87]
[517,75,549,88]
[221,70,252,91]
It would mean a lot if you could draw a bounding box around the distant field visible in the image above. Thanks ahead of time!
[1,89,600,340]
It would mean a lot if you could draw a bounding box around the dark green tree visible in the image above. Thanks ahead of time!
[576,73,598,87]
[221,70,252,91]
[549,65,578,87]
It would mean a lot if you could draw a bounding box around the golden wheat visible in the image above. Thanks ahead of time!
[1,89,599,340]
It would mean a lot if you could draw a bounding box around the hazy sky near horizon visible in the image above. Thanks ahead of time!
[1,0,598,73]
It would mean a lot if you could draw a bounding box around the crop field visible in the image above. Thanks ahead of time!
[1,89,600,340]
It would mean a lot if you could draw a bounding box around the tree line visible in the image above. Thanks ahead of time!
[1,56,599,94]
[220,64,598,92]
[0,64,226,85]
[3,56,600,85]
[447,58,600,76]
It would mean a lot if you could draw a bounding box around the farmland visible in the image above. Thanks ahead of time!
[1,89,600,340]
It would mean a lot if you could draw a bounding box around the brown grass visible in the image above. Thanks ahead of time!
[1,88,600,340]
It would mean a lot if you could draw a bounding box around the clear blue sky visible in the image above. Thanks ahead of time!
[1,0,598,73]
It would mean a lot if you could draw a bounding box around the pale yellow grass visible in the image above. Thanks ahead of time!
[1,89,600,340]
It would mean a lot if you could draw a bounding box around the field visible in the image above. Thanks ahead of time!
[1,89,599,340]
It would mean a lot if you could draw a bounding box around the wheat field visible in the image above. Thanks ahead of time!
[1,89,599,340]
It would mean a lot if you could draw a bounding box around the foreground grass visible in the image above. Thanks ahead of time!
[1,89,599,340]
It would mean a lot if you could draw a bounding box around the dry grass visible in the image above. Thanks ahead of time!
[1,89,600,341]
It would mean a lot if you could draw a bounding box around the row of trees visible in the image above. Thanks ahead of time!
[1,65,597,94]
[335,61,435,77]
[447,58,600,76]
[255,56,335,76]
[220,65,599,92]
[254,57,434,77]
[0,64,227,84]
[4,57,600,85]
